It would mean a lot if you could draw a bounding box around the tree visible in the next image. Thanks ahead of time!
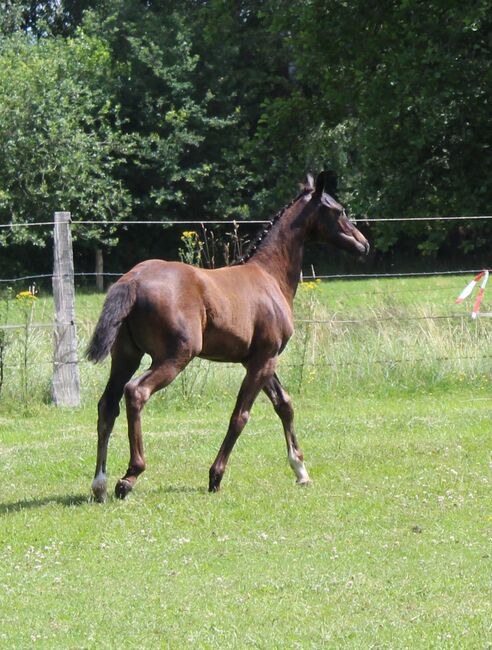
[263,0,492,258]
[0,0,96,37]
[82,1,234,225]
[2,0,491,273]
[0,30,132,250]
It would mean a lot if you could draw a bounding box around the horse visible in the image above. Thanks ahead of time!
[87,171,370,502]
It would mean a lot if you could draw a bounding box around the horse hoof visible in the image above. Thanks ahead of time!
[91,477,108,503]
[208,478,221,492]
[115,479,133,499]
[208,469,222,493]
[296,477,312,486]
[92,489,107,504]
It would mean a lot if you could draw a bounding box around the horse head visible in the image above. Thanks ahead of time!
[305,171,370,256]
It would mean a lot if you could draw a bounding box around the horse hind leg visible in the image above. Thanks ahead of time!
[115,354,192,499]
[92,334,143,503]
[263,373,311,485]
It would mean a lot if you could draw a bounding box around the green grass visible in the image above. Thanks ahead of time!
[0,393,491,648]
[1,276,491,647]
[1,274,492,404]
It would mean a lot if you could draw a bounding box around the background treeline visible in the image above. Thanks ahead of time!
[0,0,491,276]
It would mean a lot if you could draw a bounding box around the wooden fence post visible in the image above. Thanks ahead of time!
[52,211,81,406]
[95,248,104,292]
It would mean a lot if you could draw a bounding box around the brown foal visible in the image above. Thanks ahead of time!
[87,171,369,502]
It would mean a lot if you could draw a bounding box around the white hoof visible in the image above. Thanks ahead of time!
[288,449,311,485]
[296,476,312,486]
[92,472,108,503]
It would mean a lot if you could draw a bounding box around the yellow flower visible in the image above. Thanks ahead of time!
[182,230,198,240]
[16,290,37,301]
[301,281,318,291]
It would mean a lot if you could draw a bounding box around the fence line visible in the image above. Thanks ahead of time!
[303,269,483,280]
[2,214,492,229]
[0,268,485,285]
[3,309,491,334]
[0,219,268,229]
[0,323,54,331]
[3,352,492,373]
[295,314,477,324]
[1,212,491,406]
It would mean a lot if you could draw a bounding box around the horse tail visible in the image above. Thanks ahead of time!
[86,281,137,363]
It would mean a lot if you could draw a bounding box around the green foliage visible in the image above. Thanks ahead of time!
[1,0,491,264]
[265,0,492,256]
[0,29,132,247]
[82,1,236,223]
[0,0,96,37]
[0,275,491,407]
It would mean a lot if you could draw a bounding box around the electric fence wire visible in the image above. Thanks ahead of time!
[2,214,492,229]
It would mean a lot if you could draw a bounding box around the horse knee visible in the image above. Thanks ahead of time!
[124,381,150,412]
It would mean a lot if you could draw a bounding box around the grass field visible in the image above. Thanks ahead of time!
[0,276,491,648]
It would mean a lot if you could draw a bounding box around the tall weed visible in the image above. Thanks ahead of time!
[1,277,491,408]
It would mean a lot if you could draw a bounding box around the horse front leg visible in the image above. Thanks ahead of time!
[263,373,311,485]
[209,357,277,492]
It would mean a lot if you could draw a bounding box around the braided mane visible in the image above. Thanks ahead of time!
[233,181,314,266]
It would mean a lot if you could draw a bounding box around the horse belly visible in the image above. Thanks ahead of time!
[199,324,252,362]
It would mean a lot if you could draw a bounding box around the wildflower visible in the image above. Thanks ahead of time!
[301,281,318,291]
[16,290,37,301]
[181,230,198,240]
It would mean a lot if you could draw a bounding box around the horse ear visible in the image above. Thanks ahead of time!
[304,174,315,191]
[314,172,325,195]
[314,170,338,196]
[324,170,338,196]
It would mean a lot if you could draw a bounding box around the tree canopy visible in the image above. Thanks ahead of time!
[0,0,491,269]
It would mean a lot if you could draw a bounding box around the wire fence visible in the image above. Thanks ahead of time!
[2,214,492,229]
[1,215,491,402]
[0,269,485,285]
[1,213,489,285]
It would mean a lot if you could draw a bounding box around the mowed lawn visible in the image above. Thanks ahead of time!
[0,390,491,648]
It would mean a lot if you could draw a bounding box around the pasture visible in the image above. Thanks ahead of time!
[1,276,491,648]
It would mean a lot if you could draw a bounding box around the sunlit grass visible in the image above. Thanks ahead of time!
[0,392,491,648]
[1,275,491,405]
[1,276,491,646]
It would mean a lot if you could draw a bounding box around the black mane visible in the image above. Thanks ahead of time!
[232,185,313,266]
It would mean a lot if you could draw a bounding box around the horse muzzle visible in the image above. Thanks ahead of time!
[339,232,370,256]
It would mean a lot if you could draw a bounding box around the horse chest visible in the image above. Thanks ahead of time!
[200,299,292,362]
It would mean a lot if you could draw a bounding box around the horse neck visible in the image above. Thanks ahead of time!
[247,194,313,304]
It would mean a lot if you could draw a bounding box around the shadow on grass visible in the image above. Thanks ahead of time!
[0,493,89,515]
[0,485,211,515]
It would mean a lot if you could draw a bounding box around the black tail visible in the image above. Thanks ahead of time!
[86,281,137,363]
